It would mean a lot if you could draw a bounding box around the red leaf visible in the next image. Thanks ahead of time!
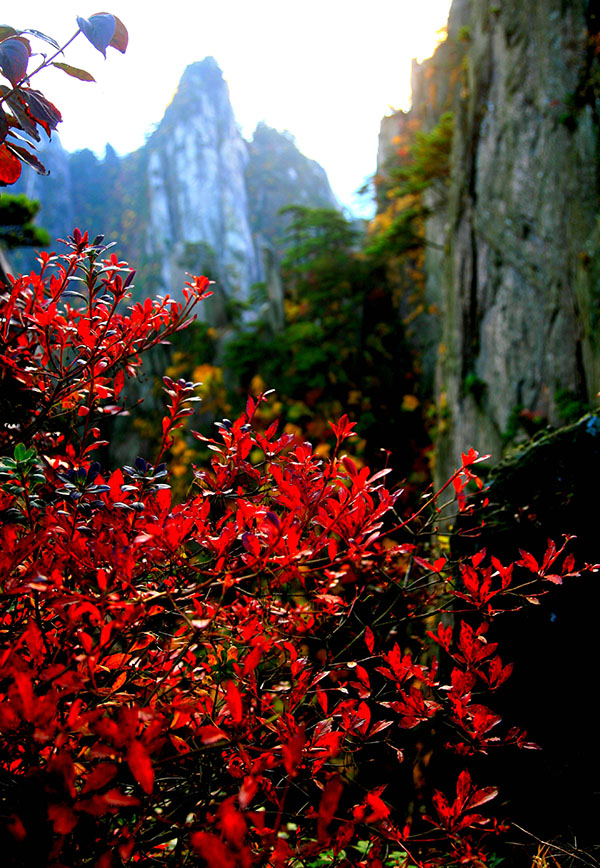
[466,785,498,811]
[0,142,21,185]
[318,774,343,842]
[108,16,128,53]
[13,671,33,720]
[127,739,154,794]
[219,797,247,848]
[197,726,228,745]
[113,368,125,397]
[542,539,557,571]
[282,726,306,776]
[48,803,78,835]
[364,625,374,653]
[369,719,393,736]
[5,142,47,175]
[190,832,236,868]
[365,791,390,822]
[103,788,140,807]
[242,645,262,676]
[543,573,563,585]
[517,550,539,573]
[95,852,114,868]
[239,775,259,809]
[226,681,243,723]
[342,455,357,477]
[21,89,62,137]
[82,763,118,794]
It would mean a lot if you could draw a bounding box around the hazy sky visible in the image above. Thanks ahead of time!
[9,1,452,215]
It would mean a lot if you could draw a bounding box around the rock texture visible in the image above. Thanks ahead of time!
[246,122,339,249]
[379,0,600,481]
[144,59,259,312]
[10,58,337,321]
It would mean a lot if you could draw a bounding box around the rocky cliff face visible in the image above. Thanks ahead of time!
[11,58,337,321]
[246,122,339,248]
[379,0,600,480]
[143,59,259,312]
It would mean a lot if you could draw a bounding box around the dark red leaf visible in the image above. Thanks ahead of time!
[0,88,40,140]
[21,89,62,137]
[318,774,343,842]
[226,680,243,723]
[466,785,498,811]
[82,763,118,794]
[282,726,306,776]
[127,739,154,794]
[108,15,128,53]
[190,832,236,868]
[48,803,78,835]
[100,790,139,809]
[5,142,47,175]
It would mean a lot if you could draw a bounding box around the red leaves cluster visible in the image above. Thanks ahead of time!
[428,770,498,833]
[0,233,582,866]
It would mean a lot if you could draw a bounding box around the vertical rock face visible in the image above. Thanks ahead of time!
[439,0,600,479]
[378,0,600,480]
[144,58,260,311]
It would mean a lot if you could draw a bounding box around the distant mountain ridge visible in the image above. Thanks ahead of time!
[11,57,338,318]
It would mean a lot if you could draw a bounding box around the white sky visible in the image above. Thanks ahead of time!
[9,1,452,216]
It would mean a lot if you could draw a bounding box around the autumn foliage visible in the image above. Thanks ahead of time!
[0,233,585,867]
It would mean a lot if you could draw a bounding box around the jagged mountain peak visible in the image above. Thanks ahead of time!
[180,56,224,84]
[8,57,338,321]
[156,57,232,136]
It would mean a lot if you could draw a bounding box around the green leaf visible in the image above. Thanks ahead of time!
[13,443,27,462]
[52,62,95,82]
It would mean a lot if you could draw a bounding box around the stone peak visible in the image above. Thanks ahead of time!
[179,57,225,88]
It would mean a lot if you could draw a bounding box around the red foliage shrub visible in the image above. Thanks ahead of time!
[0,234,584,866]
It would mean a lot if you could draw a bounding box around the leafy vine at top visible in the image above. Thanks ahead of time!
[0,13,128,186]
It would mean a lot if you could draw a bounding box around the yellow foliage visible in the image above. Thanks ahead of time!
[250,373,266,395]
[191,364,230,415]
[402,394,420,412]
[284,422,303,438]
[314,442,331,458]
